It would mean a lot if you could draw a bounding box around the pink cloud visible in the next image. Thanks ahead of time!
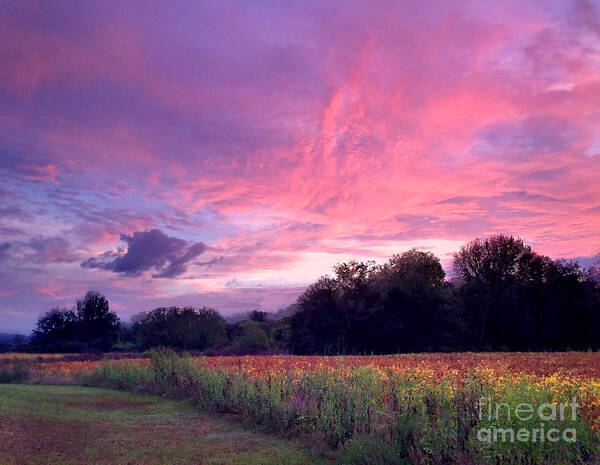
[1,0,600,330]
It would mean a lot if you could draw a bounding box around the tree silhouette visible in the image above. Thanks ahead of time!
[76,290,120,349]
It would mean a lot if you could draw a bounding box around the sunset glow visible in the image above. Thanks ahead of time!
[1,0,599,331]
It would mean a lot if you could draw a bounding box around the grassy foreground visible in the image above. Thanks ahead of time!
[3,351,600,464]
[0,384,326,465]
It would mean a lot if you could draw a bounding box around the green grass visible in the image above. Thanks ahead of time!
[0,384,328,465]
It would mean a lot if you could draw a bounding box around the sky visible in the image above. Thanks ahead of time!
[1,0,599,332]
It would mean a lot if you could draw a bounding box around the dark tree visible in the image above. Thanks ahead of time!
[453,235,600,350]
[290,253,456,354]
[539,260,600,350]
[453,235,534,348]
[334,260,380,352]
[371,250,453,352]
[32,307,78,351]
[227,311,290,354]
[290,238,600,354]
[249,310,268,322]
[76,291,120,348]
[137,306,227,350]
[289,276,347,354]
[231,320,270,352]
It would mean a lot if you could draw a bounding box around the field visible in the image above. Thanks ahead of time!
[2,352,600,464]
[0,384,323,465]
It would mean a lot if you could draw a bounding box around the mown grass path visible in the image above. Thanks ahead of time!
[0,384,326,465]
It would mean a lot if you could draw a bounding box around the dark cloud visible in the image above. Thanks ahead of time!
[81,229,206,278]
[26,236,78,264]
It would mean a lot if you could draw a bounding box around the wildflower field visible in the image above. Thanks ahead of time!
[2,352,600,464]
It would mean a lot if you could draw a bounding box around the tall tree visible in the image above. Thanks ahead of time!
[453,235,531,348]
[32,307,78,350]
[371,250,452,352]
[289,276,346,354]
[453,235,600,350]
[76,290,120,348]
[137,306,227,350]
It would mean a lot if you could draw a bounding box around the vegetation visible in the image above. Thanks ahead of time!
[25,294,291,355]
[0,333,27,352]
[0,383,325,465]
[31,291,119,352]
[291,235,600,353]
[5,351,600,465]
[133,306,227,350]
[17,234,600,355]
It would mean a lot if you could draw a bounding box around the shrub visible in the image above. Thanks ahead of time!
[0,360,30,383]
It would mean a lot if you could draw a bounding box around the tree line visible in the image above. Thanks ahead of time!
[27,295,289,354]
[22,235,600,354]
[290,235,600,353]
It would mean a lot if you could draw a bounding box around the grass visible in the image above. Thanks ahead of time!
[4,350,600,464]
[0,384,328,465]
[79,350,599,464]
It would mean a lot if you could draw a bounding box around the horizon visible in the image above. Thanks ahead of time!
[1,0,600,333]
[2,237,599,334]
